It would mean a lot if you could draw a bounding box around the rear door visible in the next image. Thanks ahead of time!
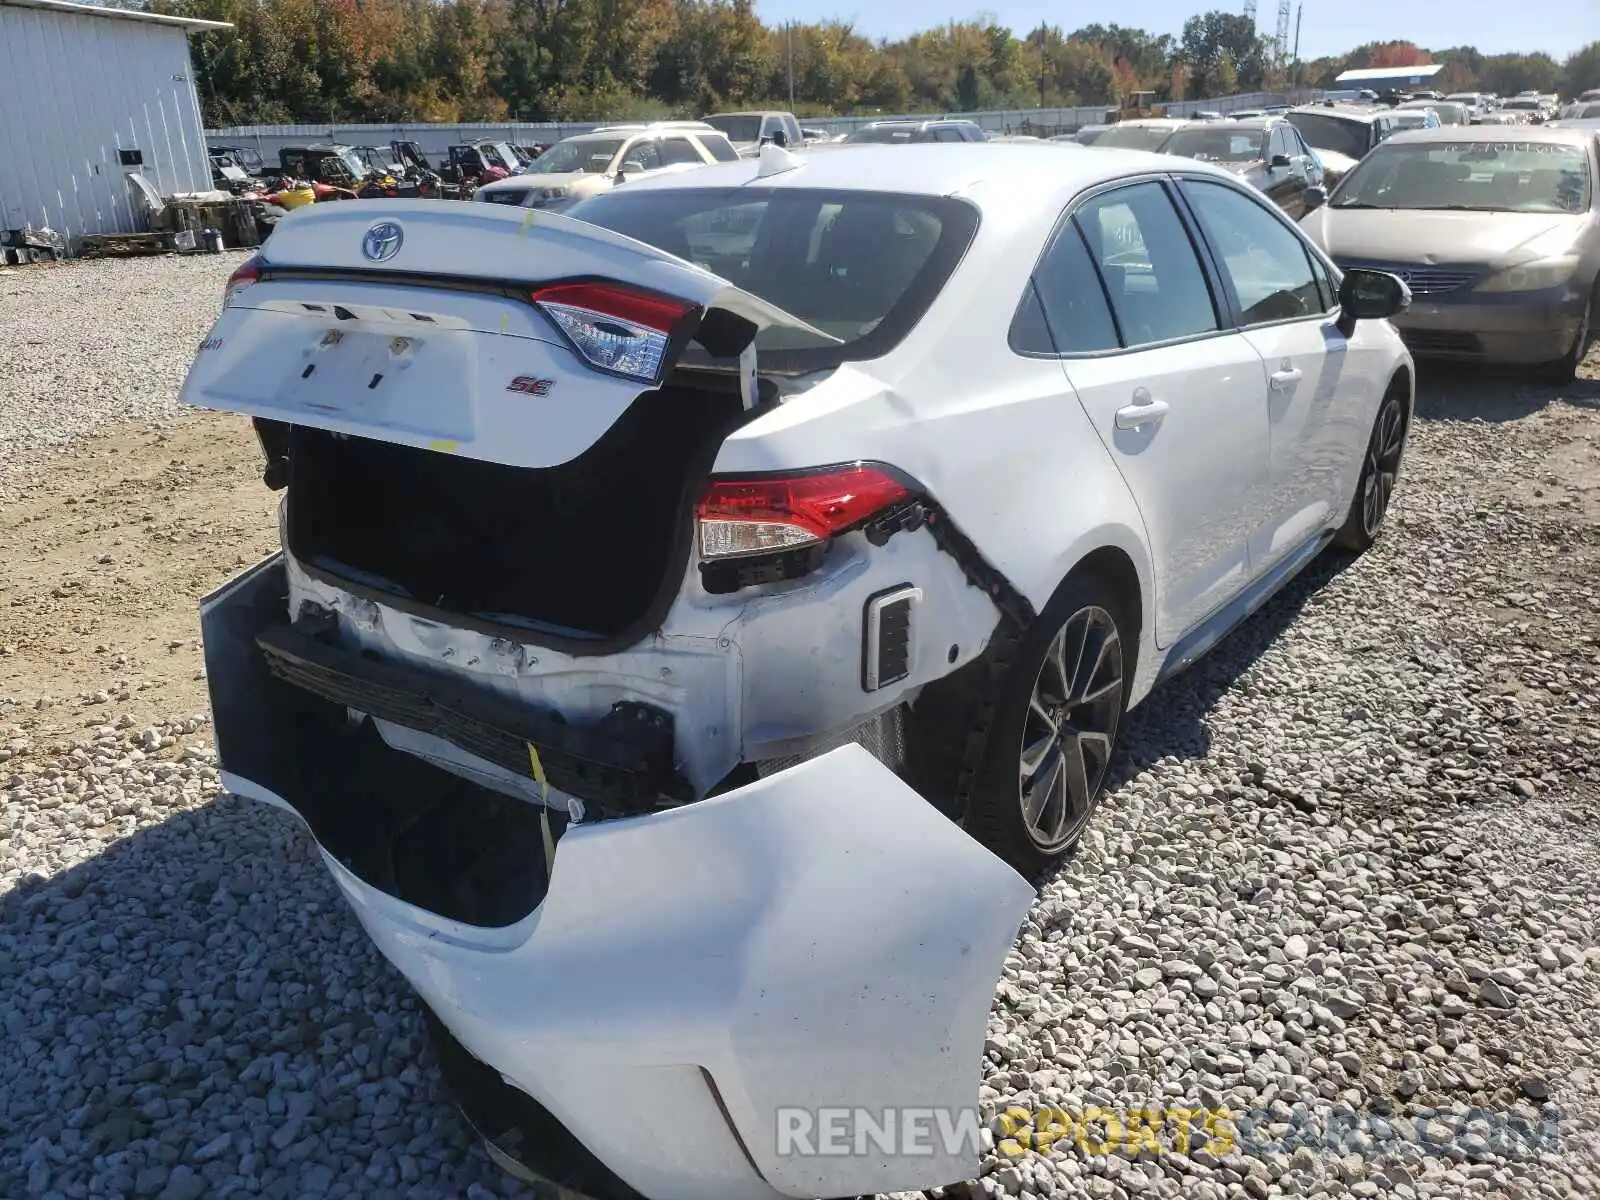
[1177,176,1359,569]
[1055,179,1271,646]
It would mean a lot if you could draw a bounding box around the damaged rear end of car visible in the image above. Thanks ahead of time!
[186,197,1034,1200]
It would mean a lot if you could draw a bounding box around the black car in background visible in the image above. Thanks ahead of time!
[1154,117,1325,217]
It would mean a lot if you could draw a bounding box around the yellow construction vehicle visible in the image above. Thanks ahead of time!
[1104,91,1162,123]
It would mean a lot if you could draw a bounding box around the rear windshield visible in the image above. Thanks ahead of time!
[1333,139,1593,213]
[1094,124,1181,151]
[565,186,980,373]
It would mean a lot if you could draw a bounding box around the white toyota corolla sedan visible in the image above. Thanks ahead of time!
[182,142,1414,1200]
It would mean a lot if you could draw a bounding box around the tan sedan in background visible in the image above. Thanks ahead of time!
[1301,125,1600,380]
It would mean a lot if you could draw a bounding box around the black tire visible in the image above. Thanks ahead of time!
[1535,285,1595,385]
[1334,383,1408,554]
[958,571,1134,877]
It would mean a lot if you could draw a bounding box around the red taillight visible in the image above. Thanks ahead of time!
[224,255,262,306]
[532,283,692,332]
[695,464,915,561]
[532,282,697,384]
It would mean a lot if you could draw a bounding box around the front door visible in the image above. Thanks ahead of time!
[1057,179,1272,646]
[1264,125,1311,216]
[1177,176,1359,570]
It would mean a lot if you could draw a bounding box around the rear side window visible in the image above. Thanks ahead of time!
[566,187,981,373]
[1012,222,1120,354]
[1075,182,1219,346]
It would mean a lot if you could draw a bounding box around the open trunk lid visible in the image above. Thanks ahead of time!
[179,199,837,471]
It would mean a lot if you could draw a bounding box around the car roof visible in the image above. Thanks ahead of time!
[1382,124,1594,147]
[592,141,1232,205]
[1289,104,1387,123]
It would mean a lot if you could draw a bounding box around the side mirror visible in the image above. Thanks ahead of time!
[1337,267,1410,334]
[1303,185,1327,212]
[1271,153,1294,168]
[769,128,789,148]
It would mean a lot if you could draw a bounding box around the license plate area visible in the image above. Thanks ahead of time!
[276,327,422,420]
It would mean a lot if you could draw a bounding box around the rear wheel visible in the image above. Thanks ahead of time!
[1334,385,1407,553]
[962,573,1132,877]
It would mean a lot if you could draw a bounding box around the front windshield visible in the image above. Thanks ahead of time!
[1095,123,1183,151]
[1160,127,1267,162]
[526,137,625,174]
[1286,112,1372,160]
[334,149,367,177]
[844,125,917,143]
[705,115,763,143]
[1332,139,1592,213]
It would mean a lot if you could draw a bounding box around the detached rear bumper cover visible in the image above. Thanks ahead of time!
[202,557,1036,1200]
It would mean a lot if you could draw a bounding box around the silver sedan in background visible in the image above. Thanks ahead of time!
[1301,125,1600,380]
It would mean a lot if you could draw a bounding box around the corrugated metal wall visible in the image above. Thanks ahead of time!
[0,6,211,244]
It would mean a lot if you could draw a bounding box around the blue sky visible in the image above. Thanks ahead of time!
[752,0,1593,61]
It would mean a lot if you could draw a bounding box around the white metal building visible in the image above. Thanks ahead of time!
[1333,64,1448,93]
[0,0,230,246]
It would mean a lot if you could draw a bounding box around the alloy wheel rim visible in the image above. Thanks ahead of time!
[1361,397,1405,539]
[1018,605,1123,851]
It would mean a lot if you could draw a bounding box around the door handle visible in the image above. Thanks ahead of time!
[1270,367,1303,389]
[1114,397,1170,429]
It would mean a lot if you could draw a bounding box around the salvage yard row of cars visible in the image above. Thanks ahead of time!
[179,87,1599,1200]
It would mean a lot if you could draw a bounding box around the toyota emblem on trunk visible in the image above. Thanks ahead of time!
[362,221,404,262]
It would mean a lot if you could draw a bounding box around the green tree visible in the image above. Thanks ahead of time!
[1180,10,1268,95]
[1563,41,1600,96]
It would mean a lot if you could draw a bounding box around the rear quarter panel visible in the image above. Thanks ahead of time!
[712,198,1158,694]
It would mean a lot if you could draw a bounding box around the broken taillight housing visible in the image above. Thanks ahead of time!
[532,282,695,384]
[695,464,916,561]
[224,255,262,307]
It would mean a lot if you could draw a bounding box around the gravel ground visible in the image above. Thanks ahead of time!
[0,255,249,504]
[2,255,1599,1200]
